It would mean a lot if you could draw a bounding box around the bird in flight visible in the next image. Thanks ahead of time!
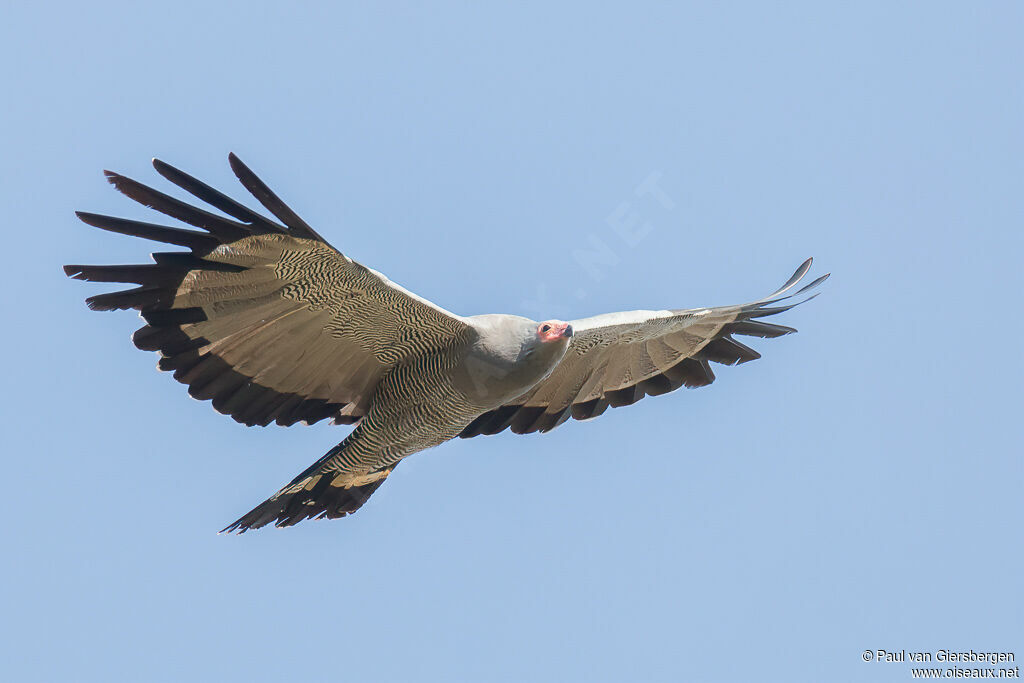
[65,155,827,533]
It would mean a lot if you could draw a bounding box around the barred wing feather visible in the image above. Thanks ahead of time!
[460,259,827,437]
[65,155,470,428]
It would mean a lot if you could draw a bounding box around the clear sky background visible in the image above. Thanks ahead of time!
[2,3,1021,682]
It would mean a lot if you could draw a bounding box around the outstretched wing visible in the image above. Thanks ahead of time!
[66,154,471,427]
[460,260,827,437]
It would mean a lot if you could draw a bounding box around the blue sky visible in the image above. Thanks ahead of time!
[2,3,1021,682]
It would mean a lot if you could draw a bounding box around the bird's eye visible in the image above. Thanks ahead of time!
[540,324,551,334]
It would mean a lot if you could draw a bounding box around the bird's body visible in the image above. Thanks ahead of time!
[233,316,572,530]
[66,155,826,532]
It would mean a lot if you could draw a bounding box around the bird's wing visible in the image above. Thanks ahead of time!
[460,260,827,437]
[66,154,471,427]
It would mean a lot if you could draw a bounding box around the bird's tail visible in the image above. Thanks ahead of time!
[221,440,396,533]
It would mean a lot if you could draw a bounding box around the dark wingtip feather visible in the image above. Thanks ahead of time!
[759,263,829,307]
[746,291,822,320]
[150,158,171,176]
[152,157,288,235]
[726,320,797,338]
[74,211,220,251]
[795,272,830,296]
[86,287,168,311]
[570,397,610,421]
[103,169,124,187]
[606,385,642,408]
[142,307,208,326]
[227,153,325,241]
[100,169,254,242]
[768,258,813,299]
[74,209,101,225]
[102,170,148,204]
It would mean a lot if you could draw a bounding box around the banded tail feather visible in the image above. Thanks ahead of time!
[221,440,397,533]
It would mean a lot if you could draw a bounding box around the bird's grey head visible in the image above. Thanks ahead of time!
[519,317,574,361]
[458,314,574,405]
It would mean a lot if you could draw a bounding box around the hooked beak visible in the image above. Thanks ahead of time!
[562,324,573,338]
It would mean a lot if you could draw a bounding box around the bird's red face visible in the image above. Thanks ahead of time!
[536,320,573,343]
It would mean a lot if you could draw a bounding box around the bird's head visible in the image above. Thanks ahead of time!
[536,320,573,343]
[456,314,575,403]
[518,318,573,377]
